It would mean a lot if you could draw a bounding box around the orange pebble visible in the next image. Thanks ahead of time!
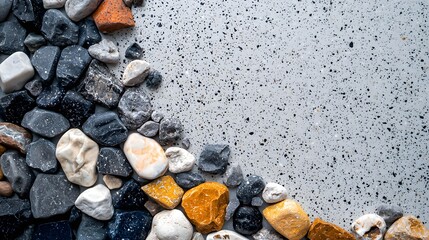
[92,0,135,33]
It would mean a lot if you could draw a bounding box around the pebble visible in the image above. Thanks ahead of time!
[107,210,152,240]
[0,90,36,124]
[192,232,204,240]
[0,0,12,22]
[252,228,286,240]
[307,218,355,240]
[262,182,288,203]
[0,181,13,197]
[182,138,191,149]
[223,163,243,187]
[0,19,27,54]
[145,69,163,89]
[36,80,66,110]
[262,199,311,240]
[225,194,240,221]
[159,118,183,145]
[117,87,153,129]
[56,128,99,187]
[11,0,45,32]
[351,214,386,240]
[75,184,114,221]
[60,91,95,127]
[29,173,80,218]
[206,230,249,240]
[112,179,147,210]
[21,108,70,138]
[24,33,46,52]
[151,111,164,123]
[251,197,264,207]
[123,133,168,180]
[97,147,132,177]
[78,19,102,48]
[125,42,144,59]
[175,172,205,189]
[384,215,429,240]
[0,151,34,198]
[166,147,196,173]
[0,196,32,239]
[24,78,43,97]
[103,175,123,190]
[144,200,163,216]
[181,182,229,234]
[0,122,31,154]
[375,205,404,226]
[122,60,151,86]
[56,45,92,88]
[78,60,124,109]
[15,224,34,240]
[77,214,107,240]
[0,146,4,179]
[65,0,102,22]
[43,0,66,9]
[88,39,120,64]
[236,175,265,205]
[137,121,159,137]
[31,46,60,82]
[93,0,135,33]
[83,111,128,146]
[26,138,58,173]
[32,221,72,240]
[147,210,193,240]
[41,9,79,47]
[69,206,82,230]
[198,144,230,174]
[233,206,263,235]
[0,52,34,93]
[142,175,184,209]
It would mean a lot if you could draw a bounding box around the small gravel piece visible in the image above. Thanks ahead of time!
[0,19,27,54]
[166,147,196,173]
[151,111,164,123]
[82,112,128,146]
[56,45,92,88]
[175,172,205,189]
[236,175,265,205]
[262,182,287,203]
[182,138,191,149]
[0,151,34,198]
[233,206,263,235]
[0,52,34,93]
[103,175,123,190]
[26,138,58,173]
[24,78,43,97]
[198,144,230,174]
[21,108,70,138]
[225,194,240,221]
[0,90,36,124]
[76,214,107,240]
[375,205,403,226]
[117,87,153,130]
[88,39,120,64]
[41,9,79,47]
[223,163,244,187]
[60,91,95,127]
[0,0,12,22]
[125,42,143,59]
[65,0,102,22]
[78,18,102,48]
[12,0,45,32]
[145,70,163,89]
[31,46,61,82]
[36,80,66,110]
[158,117,183,145]
[24,33,46,52]
[251,197,264,207]
[122,60,151,86]
[75,184,114,221]
[97,147,133,177]
[137,121,159,137]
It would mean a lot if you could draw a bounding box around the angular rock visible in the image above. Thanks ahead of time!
[88,39,120,64]
[83,111,128,146]
[0,181,13,197]
[43,0,66,9]
[32,221,72,240]
[112,179,147,210]
[0,150,34,198]
[151,111,164,123]
[118,87,153,129]
[253,228,285,240]
[0,19,27,54]
[122,60,150,86]
[233,206,263,235]
[0,123,31,154]
[144,200,162,216]
[29,173,80,218]
[375,205,404,226]
[198,144,230,174]
[0,52,34,93]
[57,45,92,88]
[123,133,168,180]
[0,196,32,239]
[207,230,249,240]
[308,218,355,240]
[384,215,429,240]
[103,175,122,190]
[78,60,123,109]
[21,108,70,138]
[24,78,43,97]
[182,138,191,149]
[166,147,195,173]
[77,214,107,240]
[251,197,264,207]
[181,182,229,234]
[147,210,193,240]
[142,175,184,210]
[137,121,159,137]
[351,214,386,240]
[12,0,45,32]
[31,46,60,82]
[0,90,35,124]
[223,163,243,187]
[36,80,66,110]
[41,9,78,47]
[65,0,102,22]
[107,210,152,240]
[0,0,12,22]
[225,194,240,222]
[97,147,132,177]
[75,184,114,221]
[24,33,46,52]
[236,175,265,205]
[69,206,82,229]
[56,128,99,187]
[175,172,205,189]
[145,69,163,89]
[262,182,287,203]
[60,90,95,127]
[159,118,183,145]
[92,0,135,33]
[78,19,102,48]
[26,138,57,173]
[192,232,205,240]
[125,42,143,59]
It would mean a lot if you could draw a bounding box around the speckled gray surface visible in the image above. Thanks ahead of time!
[106,0,428,228]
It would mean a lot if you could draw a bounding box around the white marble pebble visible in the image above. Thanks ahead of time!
[0,52,34,93]
[166,147,196,173]
[65,0,102,22]
[262,182,287,203]
[43,0,66,9]
[351,214,386,240]
[88,39,120,64]
[206,230,249,240]
[191,232,204,240]
[75,184,114,221]
[121,60,151,86]
[147,209,193,240]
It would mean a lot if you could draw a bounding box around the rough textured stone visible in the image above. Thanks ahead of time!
[32,221,72,240]
[236,175,265,205]
[223,163,243,187]
[123,133,168,180]
[151,111,164,123]
[0,19,27,54]
[182,138,191,149]
[262,182,288,203]
[31,46,60,82]
[103,175,123,190]
[375,205,404,226]
[78,60,123,109]
[43,0,66,9]
[0,90,36,124]
[125,42,143,59]
[92,0,135,33]
[384,215,429,240]
[26,138,57,173]
[78,18,102,48]
[60,91,95,127]
[41,9,78,47]
[0,181,13,197]
[24,78,43,97]
[0,52,34,93]
[253,228,286,240]
[251,197,264,207]
[144,200,162,216]
[29,173,80,218]
[0,123,31,154]
[166,147,196,173]
[56,128,99,187]
[206,230,249,240]
[98,147,132,177]
[198,144,229,174]
[75,184,114,221]
[142,175,184,210]
[262,199,311,240]
[233,206,263,235]
[1,151,34,198]
[137,120,159,137]
[0,196,32,239]
[36,80,66,110]
[122,60,151,86]
[112,179,147,210]
[175,172,205,189]
[77,214,107,240]
[0,0,12,22]
[24,33,46,52]
[12,0,45,32]
[88,39,120,64]
[351,214,386,240]
[83,111,128,146]
[225,194,240,222]
[145,69,163,89]
[182,182,229,234]
[107,210,152,240]
[308,218,355,240]
[21,108,70,138]
[57,45,92,88]
[147,210,193,240]
[68,206,82,230]
[0,146,4,179]
[65,0,102,22]
[118,87,152,130]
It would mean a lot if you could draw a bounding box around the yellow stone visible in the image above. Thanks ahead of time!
[181,182,229,234]
[384,215,429,240]
[141,175,184,209]
[308,218,356,240]
[262,199,311,240]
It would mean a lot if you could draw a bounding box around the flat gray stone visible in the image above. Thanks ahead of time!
[137,121,159,137]
[223,163,244,187]
[26,138,58,173]
[21,108,70,138]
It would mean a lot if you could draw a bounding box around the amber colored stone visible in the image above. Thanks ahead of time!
[141,175,184,209]
[384,215,429,240]
[308,218,355,240]
[181,182,229,234]
[0,181,13,197]
[262,199,311,240]
[92,0,135,33]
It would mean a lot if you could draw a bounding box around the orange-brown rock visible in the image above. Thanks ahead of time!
[181,182,229,234]
[384,215,429,240]
[0,123,31,154]
[92,0,135,33]
[0,181,13,197]
[142,175,184,209]
[308,218,355,240]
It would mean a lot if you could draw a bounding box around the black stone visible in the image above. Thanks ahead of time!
[236,175,265,205]
[0,90,35,124]
[21,108,70,138]
[78,18,101,48]
[376,205,404,226]
[175,172,206,189]
[0,0,12,23]
[15,224,34,240]
[125,42,143,59]
[77,214,107,240]
[26,138,57,173]
[198,144,230,174]
[0,196,32,239]
[30,173,80,219]
[233,206,263,235]
[60,91,95,127]
[31,46,60,82]
[41,9,78,47]
[112,180,147,210]
[69,206,82,230]
[0,18,27,54]
[12,0,45,32]
[78,60,124,109]
[0,150,34,198]
[145,70,163,89]
[82,111,128,146]
[32,221,73,240]
[158,118,183,145]
[24,77,43,97]
[24,33,45,52]
[36,80,66,110]
[97,147,132,177]
[117,87,153,130]
[107,210,152,240]
[57,45,92,88]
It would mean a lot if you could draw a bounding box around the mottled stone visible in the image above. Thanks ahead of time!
[0,52,34,93]
[351,214,386,240]
[384,215,429,240]
[65,0,102,22]
[26,138,57,173]
[12,0,45,32]
[83,111,128,146]
[0,0,12,22]
[41,9,79,47]
[0,151,34,198]
[145,69,163,90]
[56,45,92,88]
[69,206,82,229]
[225,194,240,222]
[147,210,193,240]
[32,221,72,240]
[252,228,285,240]
[175,172,205,189]
[92,0,135,33]
[182,138,191,149]
[158,118,183,145]
[75,184,114,221]
[166,147,195,173]
[77,214,107,240]
[98,147,132,177]
[0,181,13,197]
[137,121,159,137]
[375,205,404,226]
[0,19,27,54]
[21,108,70,138]
[60,91,95,127]
[112,179,147,210]
[223,163,243,187]
[236,175,265,205]
[142,175,184,209]
[36,80,66,110]
[151,111,164,123]
[308,218,355,240]
[122,60,151,86]
[0,90,36,124]
[262,182,288,203]
[103,175,123,190]
[251,197,264,207]
[107,210,152,240]
[24,33,46,52]
[0,123,31,154]
[118,87,153,130]
[144,200,162,216]
[0,196,32,239]
[88,39,120,64]
[233,206,263,235]
[125,42,143,59]
[31,46,60,82]
[198,144,230,174]
[207,230,249,240]
[43,0,66,9]
[78,18,102,48]
[24,78,43,97]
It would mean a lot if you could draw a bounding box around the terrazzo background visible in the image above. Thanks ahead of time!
[106,0,428,228]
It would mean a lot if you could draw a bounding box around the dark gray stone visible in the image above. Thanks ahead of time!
[15,224,34,240]
[57,45,92,88]
[376,205,403,226]
[0,19,27,54]
[0,90,36,125]
[24,78,43,97]
[21,108,70,138]
[69,206,82,230]
[112,180,147,210]
[60,91,95,127]
[151,111,164,123]
[36,80,66,110]
[12,0,45,32]
[181,138,191,149]
[97,147,132,177]
[224,163,243,187]
[145,70,163,89]
[77,214,107,240]
[158,118,183,145]
[117,88,152,130]
[125,42,143,59]
[78,18,101,48]
[0,0,12,22]
[31,46,60,82]
[225,194,240,221]
[0,196,32,239]
[82,111,128,146]
[236,175,265,205]
[107,210,152,240]
[32,221,73,240]
[41,9,78,47]
[0,150,34,198]
[251,197,264,207]
[233,206,263,235]
[198,144,230,174]
[137,121,159,137]
[24,33,45,52]
[175,172,205,189]
[26,138,57,173]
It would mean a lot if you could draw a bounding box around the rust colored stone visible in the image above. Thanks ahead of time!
[308,218,356,240]
[181,182,229,234]
[141,175,184,209]
[92,0,135,33]
[0,181,13,197]
[384,215,429,240]
[0,123,32,154]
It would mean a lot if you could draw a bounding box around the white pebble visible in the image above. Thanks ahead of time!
[262,182,287,203]
[0,52,34,93]
[65,0,102,22]
[88,39,120,64]
[206,230,249,240]
[192,232,204,240]
[166,147,196,173]
[75,184,114,221]
[43,0,66,9]
[147,209,193,240]
[122,60,151,86]
[351,214,386,240]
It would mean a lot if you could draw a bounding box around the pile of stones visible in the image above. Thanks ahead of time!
[0,0,427,240]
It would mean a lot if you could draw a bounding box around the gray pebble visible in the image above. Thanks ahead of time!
[1,150,34,198]
[151,111,164,123]
[0,0,12,22]
[175,172,205,189]
[26,138,58,173]
[77,214,107,240]
[137,121,159,137]
[24,78,43,97]
[182,138,191,149]
[198,144,230,174]
[65,0,102,22]
[24,33,46,53]
[251,197,264,207]
[21,108,70,138]
[117,87,152,130]
[88,39,120,64]
[225,194,240,222]
[223,163,243,187]
[158,118,183,145]
[236,175,265,205]
[375,205,403,226]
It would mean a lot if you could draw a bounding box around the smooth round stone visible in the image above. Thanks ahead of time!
[103,175,123,190]
[24,33,46,52]
[158,118,183,145]
[147,210,193,240]
[122,60,151,86]
[43,0,66,9]
[112,179,147,210]
[125,43,143,59]
[233,206,263,235]
[78,19,102,48]
[36,80,66,110]
[107,210,152,240]
[83,112,128,146]
[56,45,92,88]
[0,123,32,154]
[75,184,114,221]
[32,221,72,240]
[145,70,163,89]
[0,52,34,93]
[207,230,249,240]
[0,196,32,239]
[77,214,107,240]
[375,205,404,226]
[137,121,159,137]
[0,19,27,55]
[117,87,153,130]
[166,147,195,173]
[60,91,95,128]
[65,0,102,22]
[123,133,168,180]
[97,147,132,177]
[0,0,12,22]
[21,108,70,138]
[236,175,265,205]
[0,90,36,125]
[198,144,230,174]
[262,182,287,203]
[175,172,205,189]
[0,150,34,198]
[26,138,57,173]
[351,214,386,240]
[41,9,79,47]
[31,46,60,82]
[88,39,120,64]
[223,163,243,187]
